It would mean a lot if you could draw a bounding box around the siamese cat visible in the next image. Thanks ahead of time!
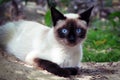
[0,6,93,77]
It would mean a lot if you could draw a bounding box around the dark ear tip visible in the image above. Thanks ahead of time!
[50,6,66,26]
[79,6,94,25]
[91,6,94,9]
[88,6,94,12]
[90,6,94,9]
[50,6,56,11]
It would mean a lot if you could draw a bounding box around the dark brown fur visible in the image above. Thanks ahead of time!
[34,58,78,77]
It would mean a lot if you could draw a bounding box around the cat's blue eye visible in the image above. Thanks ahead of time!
[62,28,68,34]
[76,28,81,34]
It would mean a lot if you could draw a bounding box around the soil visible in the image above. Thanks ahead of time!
[0,49,120,80]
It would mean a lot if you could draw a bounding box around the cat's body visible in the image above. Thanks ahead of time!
[0,6,93,77]
[0,19,82,68]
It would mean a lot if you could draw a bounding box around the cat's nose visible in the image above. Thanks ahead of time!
[70,36,74,40]
[68,36,76,43]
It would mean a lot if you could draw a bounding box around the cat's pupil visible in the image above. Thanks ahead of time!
[62,28,68,34]
[76,28,81,34]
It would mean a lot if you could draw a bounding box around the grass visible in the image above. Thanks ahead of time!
[82,19,120,62]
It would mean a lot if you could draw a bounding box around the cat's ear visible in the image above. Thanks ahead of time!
[79,6,94,25]
[50,7,66,26]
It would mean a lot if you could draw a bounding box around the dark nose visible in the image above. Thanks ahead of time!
[68,35,76,43]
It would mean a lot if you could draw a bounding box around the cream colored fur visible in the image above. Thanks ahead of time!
[0,14,83,68]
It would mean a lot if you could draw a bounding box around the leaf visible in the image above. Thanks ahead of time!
[93,39,107,46]
[109,11,120,19]
[44,10,52,27]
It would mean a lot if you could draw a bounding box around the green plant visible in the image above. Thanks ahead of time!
[108,11,120,32]
[44,10,52,27]
[82,19,120,62]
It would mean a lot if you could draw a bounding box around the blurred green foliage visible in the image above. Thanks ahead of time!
[108,11,120,31]
[44,10,52,27]
[82,17,120,62]
[0,0,10,5]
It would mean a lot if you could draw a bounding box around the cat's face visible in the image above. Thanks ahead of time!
[50,7,93,47]
[54,18,87,46]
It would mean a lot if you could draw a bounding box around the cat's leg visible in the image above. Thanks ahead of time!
[25,52,78,77]
[34,58,71,77]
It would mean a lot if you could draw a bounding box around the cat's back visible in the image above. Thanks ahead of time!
[0,20,50,44]
[0,20,50,60]
[2,20,49,33]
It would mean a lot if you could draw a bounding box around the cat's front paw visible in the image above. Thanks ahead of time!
[55,67,79,77]
[63,67,79,75]
[49,68,71,77]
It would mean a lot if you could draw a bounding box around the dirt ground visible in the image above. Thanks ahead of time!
[0,49,120,80]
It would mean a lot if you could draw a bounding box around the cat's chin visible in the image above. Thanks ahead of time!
[63,41,81,47]
[66,44,78,47]
[66,43,81,47]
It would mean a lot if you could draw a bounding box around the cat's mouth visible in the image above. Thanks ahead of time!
[64,39,79,47]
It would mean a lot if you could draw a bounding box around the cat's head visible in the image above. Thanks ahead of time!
[50,7,93,47]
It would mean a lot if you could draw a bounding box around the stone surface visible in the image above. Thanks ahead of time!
[0,49,119,80]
